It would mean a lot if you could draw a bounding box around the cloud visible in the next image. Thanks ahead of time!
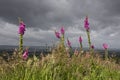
[0,0,76,29]
[0,0,107,29]
[0,0,120,49]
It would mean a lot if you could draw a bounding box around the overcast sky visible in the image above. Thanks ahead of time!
[0,0,120,49]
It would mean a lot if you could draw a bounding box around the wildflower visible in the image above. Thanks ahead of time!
[23,48,28,60]
[55,27,65,53]
[79,36,82,43]
[18,19,26,53]
[84,16,92,53]
[103,43,109,60]
[18,21,26,35]
[103,43,108,49]
[67,38,73,57]
[91,45,94,49]
[55,31,61,39]
[60,26,65,35]
[84,16,89,31]
[67,38,71,48]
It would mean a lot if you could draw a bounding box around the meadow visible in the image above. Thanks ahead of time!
[0,16,120,80]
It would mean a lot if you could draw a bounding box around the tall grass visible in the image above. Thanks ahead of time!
[0,50,120,80]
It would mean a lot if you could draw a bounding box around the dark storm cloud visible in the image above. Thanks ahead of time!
[0,0,77,29]
[0,0,107,29]
[0,0,119,30]
[0,0,118,28]
[0,0,53,29]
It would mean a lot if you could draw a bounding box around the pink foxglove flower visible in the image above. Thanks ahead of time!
[103,43,108,49]
[84,16,89,31]
[91,45,94,49]
[79,36,82,43]
[103,43,109,60]
[55,31,60,39]
[22,49,28,60]
[67,38,71,47]
[19,22,26,35]
[60,26,65,35]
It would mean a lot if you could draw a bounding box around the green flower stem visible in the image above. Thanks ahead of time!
[80,42,83,52]
[69,47,73,57]
[105,49,108,60]
[86,30,92,53]
[61,35,65,48]
[59,34,65,54]
[19,34,23,54]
